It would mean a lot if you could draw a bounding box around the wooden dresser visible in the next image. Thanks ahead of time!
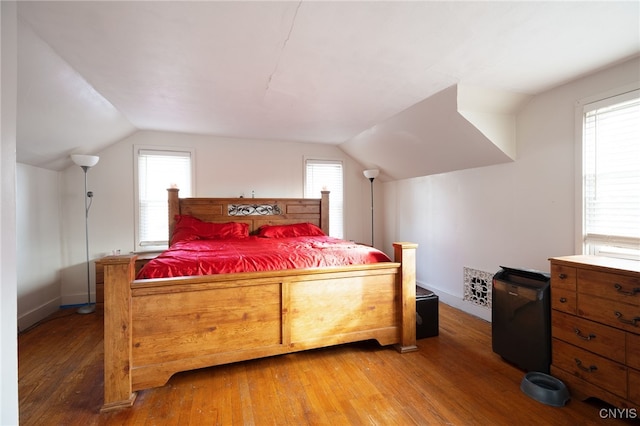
[549,255,640,409]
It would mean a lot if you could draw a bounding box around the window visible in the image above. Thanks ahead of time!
[135,147,194,250]
[304,159,344,238]
[582,89,640,260]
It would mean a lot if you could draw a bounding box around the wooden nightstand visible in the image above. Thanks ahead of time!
[95,252,161,308]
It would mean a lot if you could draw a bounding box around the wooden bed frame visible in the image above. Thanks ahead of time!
[98,189,418,412]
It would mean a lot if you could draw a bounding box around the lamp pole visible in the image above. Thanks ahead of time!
[77,166,94,314]
[71,154,99,315]
[363,169,379,247]
[368,177,374,246]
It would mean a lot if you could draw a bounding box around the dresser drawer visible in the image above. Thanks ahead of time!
[579,295,640,334]
[552,311,625,364]
[628,333,640,370]
[629,369,640,405]
[551,264,576,291]
[552,338,627,398]
[95,283,104,304]
[95,262,105,305]
[551,288,577,314]
[95,262,104,284]
[578,269,640,308]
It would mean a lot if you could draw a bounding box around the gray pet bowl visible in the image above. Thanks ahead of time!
[520,372,570,407]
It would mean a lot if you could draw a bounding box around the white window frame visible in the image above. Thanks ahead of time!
[575,84,640,260]
[304,158,344,239]
[133,145,195,252]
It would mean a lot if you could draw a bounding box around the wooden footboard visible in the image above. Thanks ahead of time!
[98,242,417,412]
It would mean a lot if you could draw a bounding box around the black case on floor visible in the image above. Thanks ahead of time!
[416,290,439,339]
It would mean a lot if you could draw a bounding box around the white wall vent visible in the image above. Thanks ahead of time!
[463,267,494,309]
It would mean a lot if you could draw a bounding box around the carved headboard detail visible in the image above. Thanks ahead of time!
[167,188,330,239]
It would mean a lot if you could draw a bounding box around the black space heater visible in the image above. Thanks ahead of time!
[492,266,551,374]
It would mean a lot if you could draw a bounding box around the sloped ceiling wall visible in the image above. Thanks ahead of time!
[340,85,530,180]
[14,1,637,175]
[17,19,136,171]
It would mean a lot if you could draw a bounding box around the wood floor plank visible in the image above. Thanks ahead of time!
[270,355,308,425]
[18,302,640,425]
[187,375,215,425]
[247,359,282,424]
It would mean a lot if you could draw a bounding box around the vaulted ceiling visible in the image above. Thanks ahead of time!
[15,1,640,177]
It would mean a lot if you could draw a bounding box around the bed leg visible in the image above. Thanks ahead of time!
[393,242,419,353]
[98,255,138,412]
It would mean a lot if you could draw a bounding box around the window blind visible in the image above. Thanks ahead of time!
[305,159,343,238]
[137,149,192,247]
[583,90,640,257]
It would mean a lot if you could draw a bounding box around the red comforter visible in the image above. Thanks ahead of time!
[136,236,392,279]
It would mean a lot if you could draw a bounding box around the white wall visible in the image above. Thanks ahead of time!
[58,131,371,304]
[16,164,62,330]
[1,1,19,424]
[383,57,640,321]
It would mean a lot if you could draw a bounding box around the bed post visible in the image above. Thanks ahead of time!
[99,255,138,412]
[393,242,419,353]
[168,187,180,243]
[320,190,330,235]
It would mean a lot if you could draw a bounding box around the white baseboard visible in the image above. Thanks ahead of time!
[417,282,492,323]
[18,297,62,332]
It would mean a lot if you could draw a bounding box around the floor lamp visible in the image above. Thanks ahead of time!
[363,169,379,246]
[71,154,100,314]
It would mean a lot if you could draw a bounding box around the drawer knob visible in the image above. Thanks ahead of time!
[559,297,567,303]
[559,273,567,279]
[614,311,640,326]
[575,358,597,373]
[574,328,596,341]
[614,283,640,297]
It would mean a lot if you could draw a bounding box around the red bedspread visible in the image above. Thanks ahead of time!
[136,236,392,279]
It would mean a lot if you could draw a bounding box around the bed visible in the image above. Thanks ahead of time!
[98,188,418,412]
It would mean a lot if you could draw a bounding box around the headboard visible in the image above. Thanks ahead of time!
[168,188,330,239]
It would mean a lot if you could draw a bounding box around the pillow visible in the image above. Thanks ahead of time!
[171,215,249,245]
[257,222,326,238]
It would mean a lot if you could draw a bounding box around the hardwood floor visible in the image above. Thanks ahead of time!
[18,302,636,425]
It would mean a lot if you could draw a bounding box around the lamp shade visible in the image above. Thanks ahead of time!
[363,169,379,179]
[71,154,99,168]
